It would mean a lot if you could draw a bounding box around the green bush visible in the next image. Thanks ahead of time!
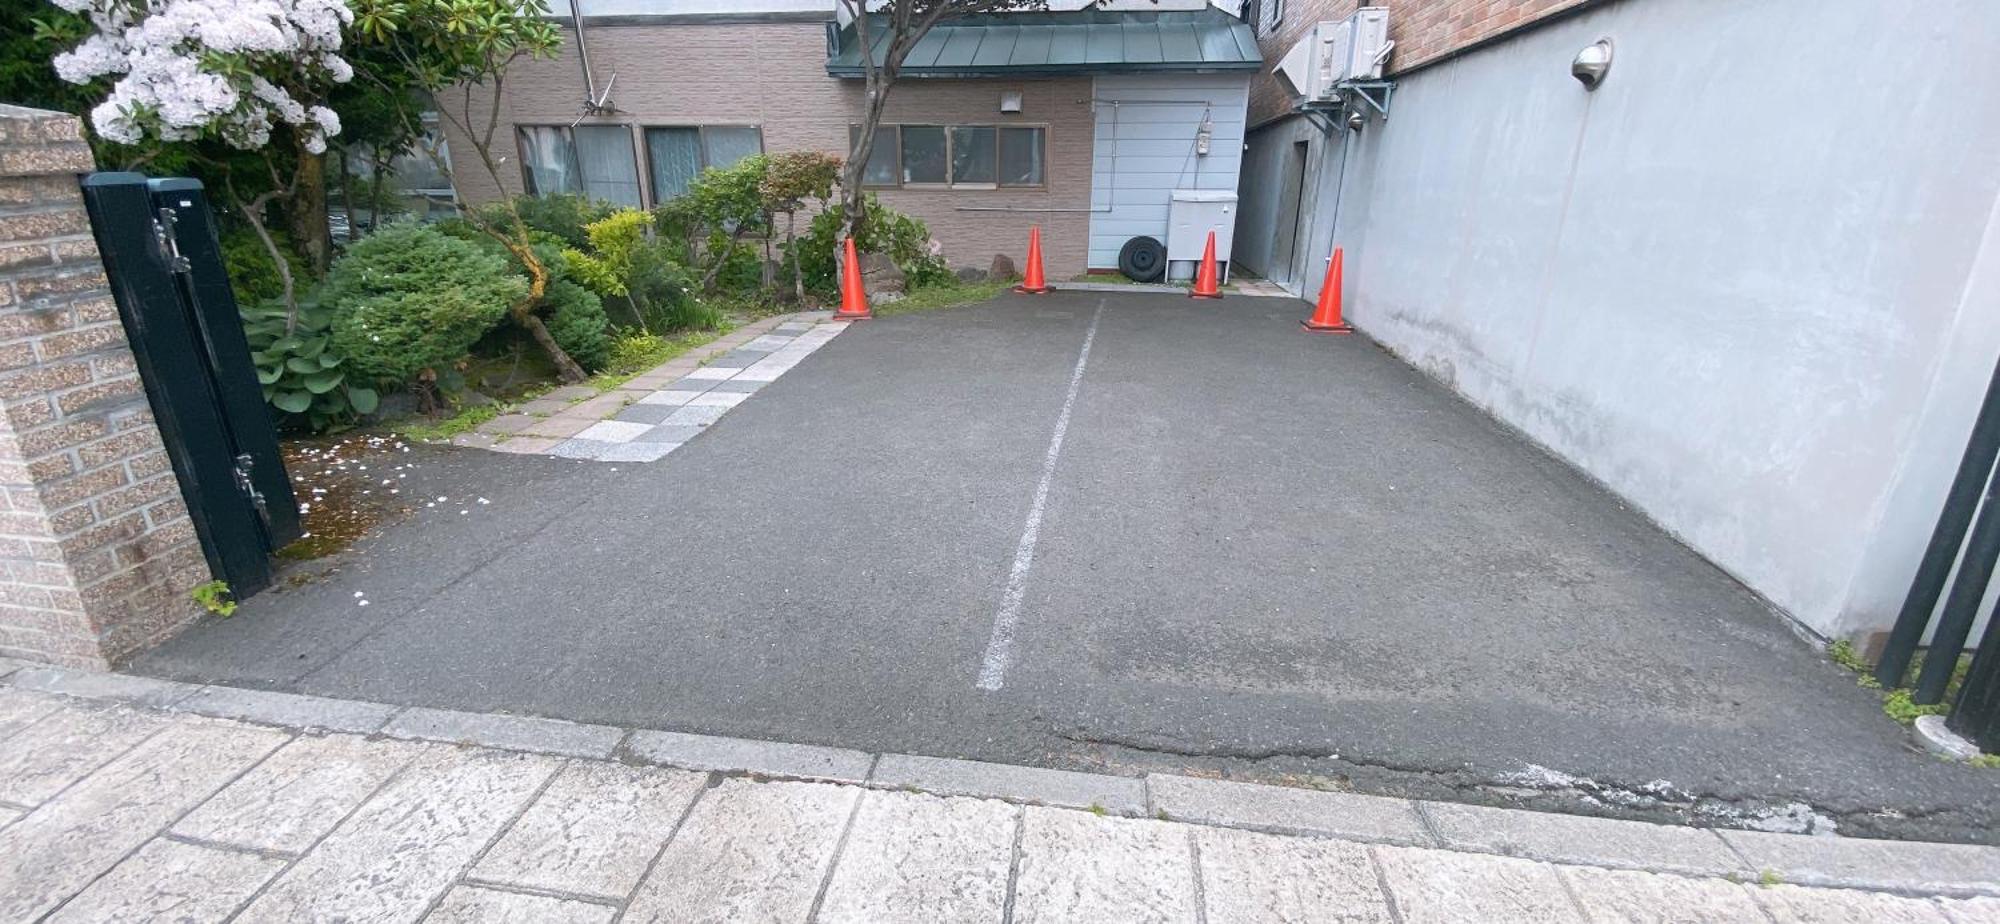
[557,208,725,333]
[221,226,309,306]
[655,157,770,297]
[476,194,614,250]
[790,195,950,297]
[607,331,668,372]
[543,277,612,372]
[322,222,524,387]
[242,298,379,432]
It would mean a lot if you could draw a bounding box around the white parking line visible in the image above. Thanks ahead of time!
[976,299,1106,692]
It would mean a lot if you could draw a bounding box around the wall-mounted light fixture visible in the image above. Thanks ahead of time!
[1000,90,1024,113]
[1346,108,1366,132]
[1572,38,1613,90]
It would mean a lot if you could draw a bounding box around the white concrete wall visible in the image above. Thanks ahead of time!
[1241,0,2000,638]
[1088,74,1250,269]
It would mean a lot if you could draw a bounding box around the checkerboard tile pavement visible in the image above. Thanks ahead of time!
[455,311,845,463]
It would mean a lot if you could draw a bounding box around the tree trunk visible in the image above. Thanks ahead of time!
[499,231,589,383]
[232,186,298,324]
[287,139,332,275]
[338,149,357,242]
[424,63,588,382]
[369,147,389,232]
[761,230,775,291]
[788,210,805,304]
[521,310,586,382]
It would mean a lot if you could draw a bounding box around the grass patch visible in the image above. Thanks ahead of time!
[1062,273,1244,292]
[874,280,1010,318]
[394,401,500,442]
[591,325,735,391]
[393,325,734,442]
[1828,639,1871,674]
[1067,272,1150,286]
[1827,638,1978,731]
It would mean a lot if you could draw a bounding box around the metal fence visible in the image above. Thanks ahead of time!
[1875,356,2000,752]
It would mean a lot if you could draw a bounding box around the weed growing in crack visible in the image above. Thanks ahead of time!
[190,580,237,618]
[1826,640,1971,727]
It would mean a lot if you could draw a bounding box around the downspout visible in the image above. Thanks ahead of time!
[568,0,600,109]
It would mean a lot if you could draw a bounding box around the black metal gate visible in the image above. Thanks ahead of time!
[1875,355,2000,752]
[80,172,300,599]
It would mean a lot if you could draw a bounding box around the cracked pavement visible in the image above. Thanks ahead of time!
[130,290,2000,845]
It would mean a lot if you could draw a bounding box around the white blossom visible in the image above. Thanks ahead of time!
[49,0,354,152]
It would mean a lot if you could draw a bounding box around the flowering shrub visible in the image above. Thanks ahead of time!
[49,0,354,153]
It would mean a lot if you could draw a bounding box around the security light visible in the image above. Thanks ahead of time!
[1572,38,1613,90]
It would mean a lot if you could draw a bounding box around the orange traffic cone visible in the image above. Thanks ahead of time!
[1188,231,1222,299]
[1301,246,1352,334]
[833,237,871,320]
[1015,226,1050,294]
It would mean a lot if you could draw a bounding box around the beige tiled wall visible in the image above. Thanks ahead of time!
[442,22,1095,278]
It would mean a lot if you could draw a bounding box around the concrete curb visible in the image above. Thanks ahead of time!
[5,664,1998,900]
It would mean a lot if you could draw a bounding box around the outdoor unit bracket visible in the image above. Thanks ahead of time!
[1339,80,1395,118]
[1299,79,1396,134]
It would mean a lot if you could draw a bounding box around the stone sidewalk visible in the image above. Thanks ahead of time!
[453,311,843,463]
[1,661,1998,923]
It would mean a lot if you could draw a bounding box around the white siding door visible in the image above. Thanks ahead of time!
[1087,74,1251,270]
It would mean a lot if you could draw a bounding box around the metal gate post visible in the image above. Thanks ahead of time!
[79,172,281,596]
[146,178,300,548]
[1949,613,2000,751]
[1876,354,2000,688]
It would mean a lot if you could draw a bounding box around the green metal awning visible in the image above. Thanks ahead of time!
[826,9,1262,78]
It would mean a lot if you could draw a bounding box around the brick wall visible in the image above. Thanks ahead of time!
[0,104,210,668]
[441,21,1096,279]
[1245,0,1591,126]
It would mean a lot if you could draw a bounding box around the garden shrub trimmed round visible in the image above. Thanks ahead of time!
[544,277,613,373]
[324,222,526,387]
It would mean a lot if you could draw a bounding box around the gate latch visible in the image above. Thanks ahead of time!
[233,453,270,526]
[151,207,192,274]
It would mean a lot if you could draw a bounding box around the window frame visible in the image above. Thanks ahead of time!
[516,124,582,197]
[516,123,646,207]
[853,122,1049,191]
[641,123,766,206]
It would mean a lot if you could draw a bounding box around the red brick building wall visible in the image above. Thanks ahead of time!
[1245,0,1592,126]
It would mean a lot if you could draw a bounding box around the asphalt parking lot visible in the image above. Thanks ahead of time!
[133,289,2000,843]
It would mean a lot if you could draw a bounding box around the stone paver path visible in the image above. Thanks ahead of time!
[455,311,843,463]
[2,666,1999,923]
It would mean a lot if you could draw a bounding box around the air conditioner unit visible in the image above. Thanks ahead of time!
[1273,7,1391,101]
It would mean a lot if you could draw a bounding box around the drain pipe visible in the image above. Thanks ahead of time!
[567,0,601,111]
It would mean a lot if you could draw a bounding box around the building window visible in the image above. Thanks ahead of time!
[854,123,1047,189]
[1266,0,1283,32]
[900,125,948,184]
[951,126,996,184]
[516,125,642,208]
[999,126,1044,186]
[644,125,766,202]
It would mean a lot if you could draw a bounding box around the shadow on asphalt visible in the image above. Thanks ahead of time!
[132,290,2000,844]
